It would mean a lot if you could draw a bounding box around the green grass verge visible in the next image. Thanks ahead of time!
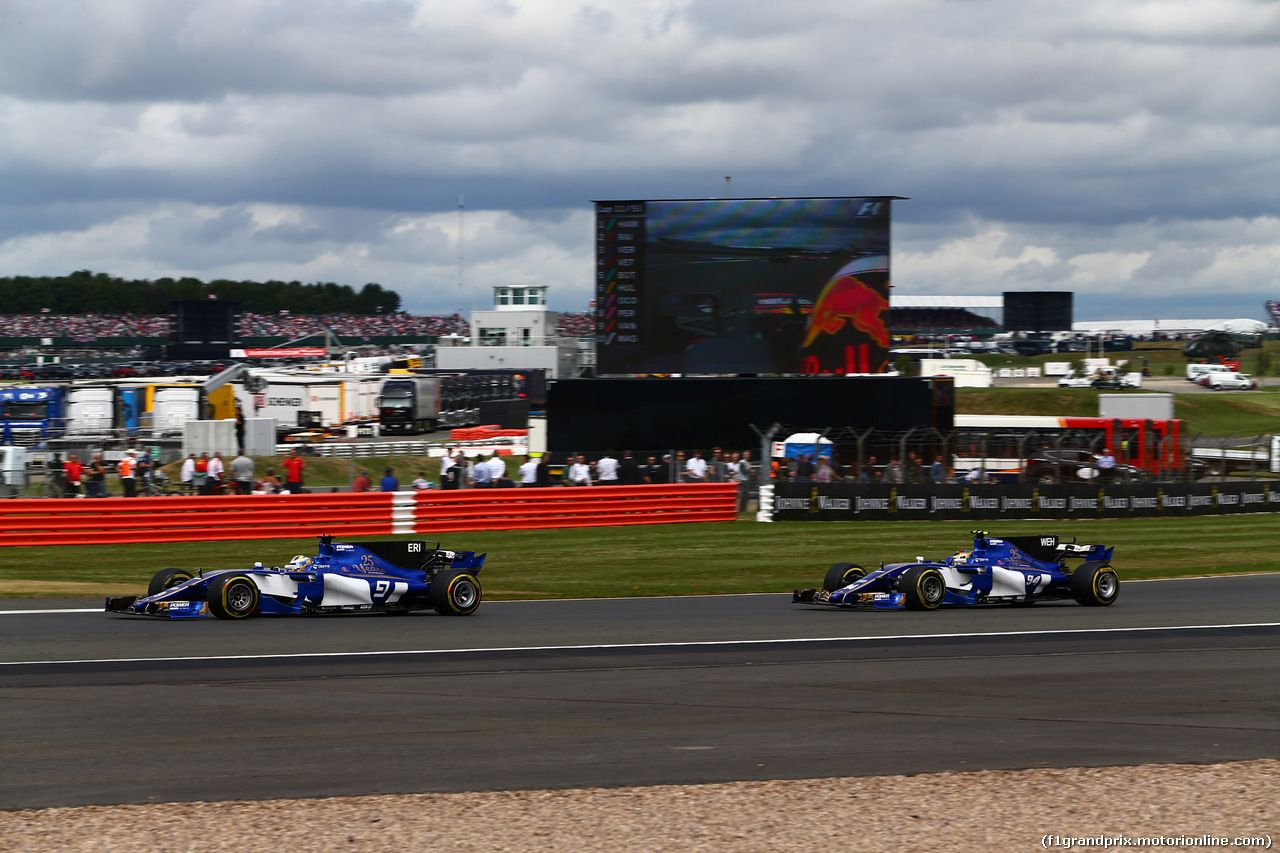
[957,388,1280,437]
[3,515,1276,599]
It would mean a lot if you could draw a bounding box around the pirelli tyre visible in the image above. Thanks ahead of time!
[823,562,866,592]
[147,567,194,596]
[1071,562,1119,606]
[900,566,947,611]
[430,570,482,616]
[207,573,261,620]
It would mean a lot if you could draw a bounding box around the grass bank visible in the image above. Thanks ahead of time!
[2,515,1276,598]
[957,388,1280,436]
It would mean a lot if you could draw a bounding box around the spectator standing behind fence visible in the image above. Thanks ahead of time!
[618,451,641,485]
[352,470,371,492]
[596,451,619,485]
[180,454,195,493]
[486,452,507,486]
[193,453,210,495]
[117,450,138,497]
[86,453,107,498]
[518,455,538,486]
[707,448,726,483]
[208,452,225,494]
[63,453,83,498]
[731,451,753,512]
[231,451,254,495]
[638,455,660,484]
[282,448,305,494]
[439,449,459,489]
[567,455,592,486]
[411,472,432,490]
[930,454,945,484]
[684,450,707,483]
[471,455,493,488]
[380,467,398,492]
[1098,447,1116,479]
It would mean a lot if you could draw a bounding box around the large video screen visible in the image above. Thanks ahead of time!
[595,197,896,376]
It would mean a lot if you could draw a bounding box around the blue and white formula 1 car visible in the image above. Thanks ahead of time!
[105,536,485,619]
[793,531,1118,611]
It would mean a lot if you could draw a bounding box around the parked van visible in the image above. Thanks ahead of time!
[1186,363,1233,382]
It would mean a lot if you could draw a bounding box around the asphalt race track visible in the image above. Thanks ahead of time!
[1,575,1278,810]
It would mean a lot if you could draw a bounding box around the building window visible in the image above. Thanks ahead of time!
[497,288,510,306]
[479,328,507,347]
[512,288,525,305]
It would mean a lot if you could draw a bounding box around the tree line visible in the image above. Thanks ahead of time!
[0,271,403,315]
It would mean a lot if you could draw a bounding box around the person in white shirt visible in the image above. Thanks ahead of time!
[595,451,619,484]
[439,450,456,489]
[518,455,539,486]
[208,452,225,492]
[179,454,196,494]
[567,455,592,486]
[684,451,708,482]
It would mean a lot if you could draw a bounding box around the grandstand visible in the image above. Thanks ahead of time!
[889,296,1002,334]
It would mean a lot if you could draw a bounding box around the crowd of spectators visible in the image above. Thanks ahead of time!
[0,311,604,341]
[0,314,170,338]
[238,312,469,338]
[774,451,950,484]
[888,308,999,331]
[556,313,595,337]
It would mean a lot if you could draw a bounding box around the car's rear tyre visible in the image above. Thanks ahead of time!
[430,570,482,616]
[823,562,865,592]
[1035,471,1057,484]
[1071,562,1119,606]
[207,573,260,619]
[147,567,194,597]
[900,566,947,611]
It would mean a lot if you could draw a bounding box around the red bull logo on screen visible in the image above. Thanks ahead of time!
[800,255,890,374]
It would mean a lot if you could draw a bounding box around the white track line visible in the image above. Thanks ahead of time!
[2,622,1278,668]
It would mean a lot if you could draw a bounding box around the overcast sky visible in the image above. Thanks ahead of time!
[2,0,1278,321]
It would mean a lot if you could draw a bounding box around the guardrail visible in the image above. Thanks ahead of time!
[0,484,738,546]
[411,484,739,532]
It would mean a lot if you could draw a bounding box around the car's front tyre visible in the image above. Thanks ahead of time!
[207,573,260,619]
[900,566,947,611]
[1071,562,1119,606]
[823,562,865,592]
[147,567,194,596]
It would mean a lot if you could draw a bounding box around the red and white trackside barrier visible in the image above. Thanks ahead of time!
[0,484,738,546]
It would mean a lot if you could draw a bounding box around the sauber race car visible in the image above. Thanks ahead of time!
[105,536,484,619]
[793,531,1117,611]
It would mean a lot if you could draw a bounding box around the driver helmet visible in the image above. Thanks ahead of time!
[285,555,313,571]
[952,550,971,563]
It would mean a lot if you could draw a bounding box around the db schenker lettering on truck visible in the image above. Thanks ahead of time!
[236,376,383,430]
